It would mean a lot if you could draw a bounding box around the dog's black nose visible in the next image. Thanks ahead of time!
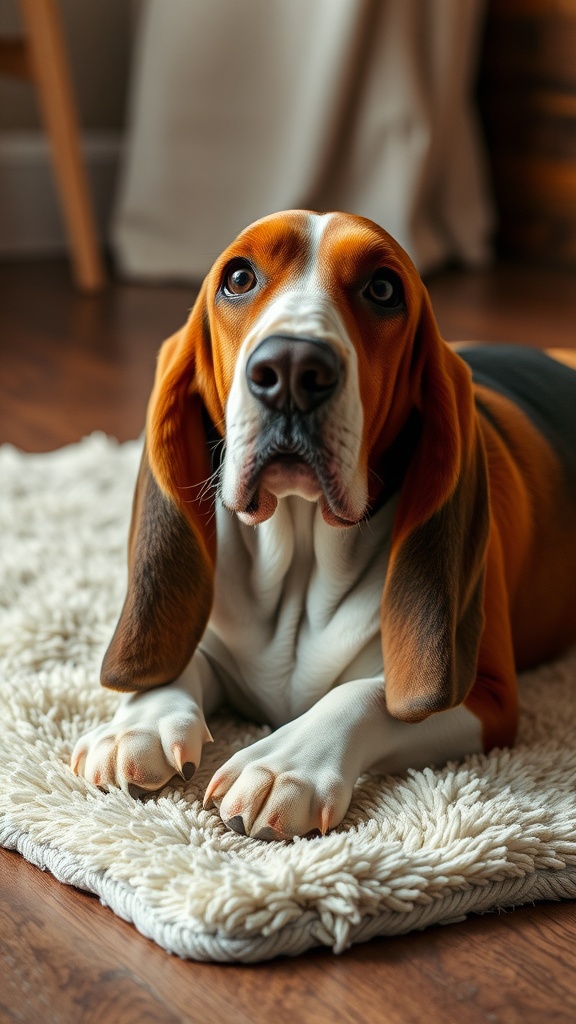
[246,336,341,413]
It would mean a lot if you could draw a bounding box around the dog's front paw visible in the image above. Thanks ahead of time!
[203,724,355,841]
[71,687,212,794]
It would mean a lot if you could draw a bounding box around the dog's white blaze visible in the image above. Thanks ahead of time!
[220,213,367,516]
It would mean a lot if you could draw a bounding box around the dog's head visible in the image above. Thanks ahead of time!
[103,211,489,723]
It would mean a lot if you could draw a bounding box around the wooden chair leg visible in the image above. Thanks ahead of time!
[18,0,106,292]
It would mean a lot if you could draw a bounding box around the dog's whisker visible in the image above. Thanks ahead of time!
[367,466,384,486]
[178,467,222,498]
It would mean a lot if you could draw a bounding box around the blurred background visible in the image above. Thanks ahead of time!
[2,0,575,278]
[0,0,575,448]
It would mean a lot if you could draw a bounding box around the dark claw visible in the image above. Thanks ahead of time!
[225,815,246,836]
[182,762,196,781]
[252,826,283,842]
[304,829,322,839]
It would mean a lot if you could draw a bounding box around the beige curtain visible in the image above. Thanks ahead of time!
[113,0,493,280]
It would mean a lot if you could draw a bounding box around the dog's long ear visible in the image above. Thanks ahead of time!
[382,292,490,722]
[101,289,220,692]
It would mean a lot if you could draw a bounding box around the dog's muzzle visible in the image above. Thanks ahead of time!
[224,333,362,528]
[246,335,341,414]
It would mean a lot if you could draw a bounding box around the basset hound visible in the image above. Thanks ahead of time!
[72,211,576,841]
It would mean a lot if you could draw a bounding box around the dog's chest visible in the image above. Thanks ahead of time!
[201,497,395,726]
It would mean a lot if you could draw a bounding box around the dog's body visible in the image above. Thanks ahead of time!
[73,211,576,840]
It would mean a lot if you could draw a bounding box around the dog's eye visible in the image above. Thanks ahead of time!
[223,261,257,296]
[364,270,404,308]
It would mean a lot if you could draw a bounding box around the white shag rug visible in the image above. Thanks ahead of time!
[1,434,576,964]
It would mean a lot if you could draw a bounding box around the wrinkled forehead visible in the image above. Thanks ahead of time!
[211,210,415,286]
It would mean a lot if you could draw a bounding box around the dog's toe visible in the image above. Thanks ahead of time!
[115,729,174,790]
[207,746,353,841]
[70,740,88,777]
[214,764,276,835]
[73,708,211,795]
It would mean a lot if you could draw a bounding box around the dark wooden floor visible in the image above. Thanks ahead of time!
[1,257,576,1024]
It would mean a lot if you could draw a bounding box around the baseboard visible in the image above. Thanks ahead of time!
[0,130,123,256]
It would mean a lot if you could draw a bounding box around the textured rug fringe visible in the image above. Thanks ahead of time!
[4,822,576,963]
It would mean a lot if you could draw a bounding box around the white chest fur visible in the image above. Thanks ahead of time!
[201,497,397,727]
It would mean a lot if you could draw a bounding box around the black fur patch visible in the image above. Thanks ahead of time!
[460,346,576,488]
